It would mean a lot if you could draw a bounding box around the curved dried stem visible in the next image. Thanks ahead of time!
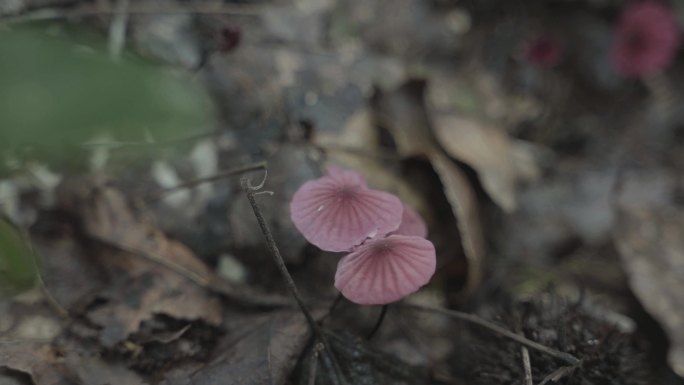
[240,174,346,385]
[403,303,581,366]
[245,168,269,191]
[145,161,267,202]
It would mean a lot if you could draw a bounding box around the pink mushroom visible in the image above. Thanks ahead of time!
[290,166,437,305]
[290,167,403,252]
[611,1,680,77]
[393,203,428,238]
[334,235,436,305]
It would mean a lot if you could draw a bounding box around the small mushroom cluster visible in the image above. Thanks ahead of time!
[290,167,436,305]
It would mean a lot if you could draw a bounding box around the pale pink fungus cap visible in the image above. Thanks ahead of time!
[334,235,436,305]
[611,1,680,77]
[393,204,428,238]
[290,167,403,252]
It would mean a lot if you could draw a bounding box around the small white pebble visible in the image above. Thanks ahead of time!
[218,254,248,284]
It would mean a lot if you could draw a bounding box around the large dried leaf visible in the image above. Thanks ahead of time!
[429,153,484,294]
[31,213,107,310]
[425,66,541,212]
[162,310,314,385]
[614,207,684,377]
[371,80,437,157]
[55,175,213,281]
[63,349,146,385]
[85,250,222,347]
[0,340,145,385]
[372,81,485,294]
[54,176,223,347]
[431,114,539,212]
[299,331,430,385]
[0,343,68,385]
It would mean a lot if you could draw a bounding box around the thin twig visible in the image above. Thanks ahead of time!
[240,176,318,329]
[517,323,533,385]
[537,365,576,385]
[145,161,267,202]
[319,293,344,326]
[240,175,346,385]
[1,2,260,24]
[307,342,324,385]
[521,345,533,385]
[403,303,581,366]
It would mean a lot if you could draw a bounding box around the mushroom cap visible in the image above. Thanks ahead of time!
[290,167,403,252]
[334,235,436,305]
[393,203,428,238]
[611,1,680,77]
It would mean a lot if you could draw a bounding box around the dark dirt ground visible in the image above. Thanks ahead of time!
[2,0,684,384]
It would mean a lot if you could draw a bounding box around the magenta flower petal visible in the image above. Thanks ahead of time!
[290,168,403,252]
[334,235,436,305]
[611,1,680,77]
[394,204,428,238]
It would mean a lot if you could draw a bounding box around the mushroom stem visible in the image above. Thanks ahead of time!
[365,304,389,340]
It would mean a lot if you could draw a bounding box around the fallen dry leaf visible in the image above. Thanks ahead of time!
[63,348,146,385]
[426,66,541,212]
[429,153,485,294]
[431,114,539,212]
[613,207,684,377]
[85,249,221,348]
[55,175,214,283]
[0,339,147,385]
[0,342,67,385]
[300,330,430,385]
[161,309,314,385]
[371,80,485,295]
[53,175,223,347]
[31,212,107,311]
[371,79,438,157]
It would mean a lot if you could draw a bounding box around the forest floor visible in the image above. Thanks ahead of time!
[1,0,684,384]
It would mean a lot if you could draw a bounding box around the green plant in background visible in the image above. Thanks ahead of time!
[0,26,214,295]
[0,218,37,296]
[0,26,214,171]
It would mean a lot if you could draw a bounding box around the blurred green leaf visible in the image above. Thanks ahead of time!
[0,218,37,296]
[0,28,213,170]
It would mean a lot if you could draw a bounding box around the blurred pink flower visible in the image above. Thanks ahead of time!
[290,167,403,252]
[524,36,564,68]
[334,235,436,305]
[611,1,680,77]
[393,203,428,238]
